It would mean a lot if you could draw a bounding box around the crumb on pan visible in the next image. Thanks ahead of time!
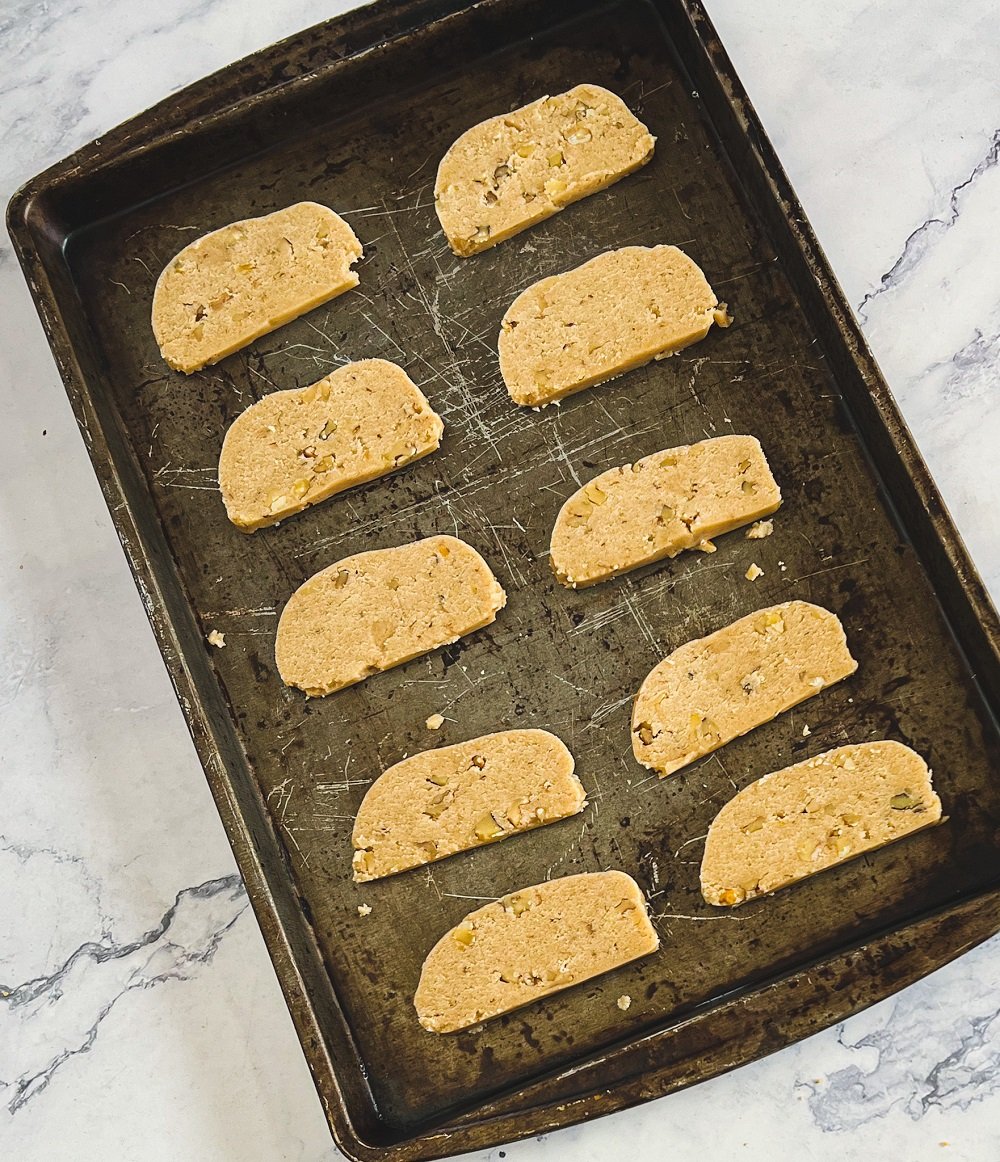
[207,629,226,648]
[745,563,764,581]
[746,519,774,540]
[357,903,372,917]
[617,994,632,1010]
[425,713,445,730]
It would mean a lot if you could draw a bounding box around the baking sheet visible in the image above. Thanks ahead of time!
[9,0,1000,1157]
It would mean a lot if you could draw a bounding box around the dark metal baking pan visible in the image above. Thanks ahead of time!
[9,1,1000,1158]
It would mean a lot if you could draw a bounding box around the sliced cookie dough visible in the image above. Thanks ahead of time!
[219,360,443,531]
[352,729,586,881]
[152,202,362,373]
[498,245,730,406]
[414,870,658,1032]
[632,601,857,777]
[550,434,781,587]
[435,83,655,257]
[701,741,942,906]
[275,535,506,697]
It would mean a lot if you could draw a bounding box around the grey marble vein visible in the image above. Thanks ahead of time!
[856,127,1000,322]
[802,939,1000,1131]
[1,875,246,1115]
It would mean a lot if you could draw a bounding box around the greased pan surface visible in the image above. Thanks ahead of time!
[9,1,1000,1158]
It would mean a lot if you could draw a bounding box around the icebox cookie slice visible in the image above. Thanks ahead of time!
[152,202,362,373]
[498,245,730,407]
[275,536,506,696]
[352,729,585,881]
[435,84,655,257]
[701,741,942,906]
[632,601,857,777]
[218,360,443,531]
[414,870,658,1032]
[550,434,781,587]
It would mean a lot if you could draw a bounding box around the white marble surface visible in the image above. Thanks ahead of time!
[2,1,999,1158]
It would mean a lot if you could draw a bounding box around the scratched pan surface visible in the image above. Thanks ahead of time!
[9,0,1000,1158]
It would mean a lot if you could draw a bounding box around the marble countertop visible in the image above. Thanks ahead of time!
[3,1,999,1158]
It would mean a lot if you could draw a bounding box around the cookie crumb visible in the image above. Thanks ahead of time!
[616,994,632,1010]
[802,724,811,737]
[745,563,764,581]
[746,520,773,540]
[207,629,226,648]
[696,539,717,554]
[357,903,372,917]
[425,712,445,730]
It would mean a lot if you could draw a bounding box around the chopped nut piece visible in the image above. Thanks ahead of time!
[890,792,919,810]
[423,790,452,820]
[453,921,476,947]
[372,617,395,648]
[353,850,374,876]
[473,813,504,841]
[583,481,608,506]
[755,610,785,635]
[426,770,449,787]
[302,379,332,404]
[745,563,764,581]
[502,893,532,917]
